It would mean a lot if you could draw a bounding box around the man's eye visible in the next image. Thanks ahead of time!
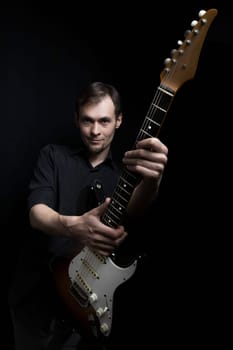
[82,119,91,124]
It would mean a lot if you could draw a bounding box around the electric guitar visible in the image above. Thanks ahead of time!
[53,8,218,339]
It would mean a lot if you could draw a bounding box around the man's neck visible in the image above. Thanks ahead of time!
[88,148,110,168]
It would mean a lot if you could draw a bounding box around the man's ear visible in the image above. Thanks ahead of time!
[116,113,123,129]
[74,112,79,128]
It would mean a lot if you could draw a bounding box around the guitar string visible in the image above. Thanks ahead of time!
[79,42,180,285]
[77,68,173,285]
[78,68,178,297]
[109,21,199,214]
[77,19,198,295]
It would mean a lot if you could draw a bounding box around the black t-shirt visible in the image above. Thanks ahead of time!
[28,143,122,214]
[27,143,122,256]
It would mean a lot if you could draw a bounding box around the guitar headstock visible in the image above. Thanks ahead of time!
[160,8,218,92]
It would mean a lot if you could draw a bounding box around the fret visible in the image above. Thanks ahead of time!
[139,129,153,138]
[149,107,166,125]
[110,198,126,213]
[118,176,134,190]
[106,207,122,222]
[146,116,160,126]
[158,86,174,97]
[112,191,130,205]
[122,169,138,183]
[156,87,174,111]
[102,189,130,227]
[151,103,166,113]
[118,184,131,196]
[102,213,118,227]
[108,203,125,217]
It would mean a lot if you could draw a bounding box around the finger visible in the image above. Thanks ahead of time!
[125,166,162,179]
[136,138,168,154]
[123,156,167,172]
[90,226,126,241]
[91,241,116,256]
[92,197,111,215]
[123,150,167,165]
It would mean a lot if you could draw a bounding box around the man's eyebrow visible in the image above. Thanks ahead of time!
[79,114,92,120]
[99,116,111,120]
[80,115,111,120]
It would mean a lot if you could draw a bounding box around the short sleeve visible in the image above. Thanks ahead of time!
[27,144,57,210]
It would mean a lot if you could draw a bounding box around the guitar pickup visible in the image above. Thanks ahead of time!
[70,281,90,308]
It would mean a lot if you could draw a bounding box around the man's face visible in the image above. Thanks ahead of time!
[77,96,122,156]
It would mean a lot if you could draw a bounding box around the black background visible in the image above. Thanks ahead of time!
[1,1,231,348]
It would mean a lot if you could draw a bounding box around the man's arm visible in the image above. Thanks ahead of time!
[29,201,127,256]
[29,204,69,237]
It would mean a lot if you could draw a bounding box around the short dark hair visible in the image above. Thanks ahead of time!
[75,82,122,118]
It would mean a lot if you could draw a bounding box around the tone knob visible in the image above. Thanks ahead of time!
[100,323,109,334]
[96,307,107,317]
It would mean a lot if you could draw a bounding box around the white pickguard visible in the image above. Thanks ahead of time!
[68,246,137,336]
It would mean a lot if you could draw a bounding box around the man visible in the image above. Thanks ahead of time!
[9,81,168,349]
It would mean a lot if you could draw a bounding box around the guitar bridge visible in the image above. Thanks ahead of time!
[70,281,89,308]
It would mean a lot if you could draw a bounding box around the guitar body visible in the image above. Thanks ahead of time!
[52,248,137,337]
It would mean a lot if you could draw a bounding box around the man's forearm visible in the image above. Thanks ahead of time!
[29,203,69,237]
[127,179,160,218]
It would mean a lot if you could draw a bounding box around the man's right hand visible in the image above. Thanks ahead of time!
[60,198,128,256]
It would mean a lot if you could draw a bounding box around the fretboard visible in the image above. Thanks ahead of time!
[102,85,175,228]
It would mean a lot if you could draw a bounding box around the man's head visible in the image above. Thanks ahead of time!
[75,81,122,118]
[75,82,123,161]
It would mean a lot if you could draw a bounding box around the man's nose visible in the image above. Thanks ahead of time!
[91,122,100,134]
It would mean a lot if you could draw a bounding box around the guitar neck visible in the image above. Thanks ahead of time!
[101,7,219,228]
[102,85,175,228]
[135,85,175,142]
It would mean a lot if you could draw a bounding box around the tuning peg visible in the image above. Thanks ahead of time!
[171,49,177,56]
[177,41,184,55]
[198,9,206,17]
[164,58,171,65]
[184,29,191,38]
[163,58,172,72]
[197,9,207,25]
[191,20,198,27]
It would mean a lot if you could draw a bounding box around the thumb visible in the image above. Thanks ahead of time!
[93,197,111,216]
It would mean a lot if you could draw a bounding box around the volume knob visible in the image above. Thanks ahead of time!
[89,293,98,303]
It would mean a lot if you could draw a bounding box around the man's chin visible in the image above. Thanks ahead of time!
[88,145,103,154]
